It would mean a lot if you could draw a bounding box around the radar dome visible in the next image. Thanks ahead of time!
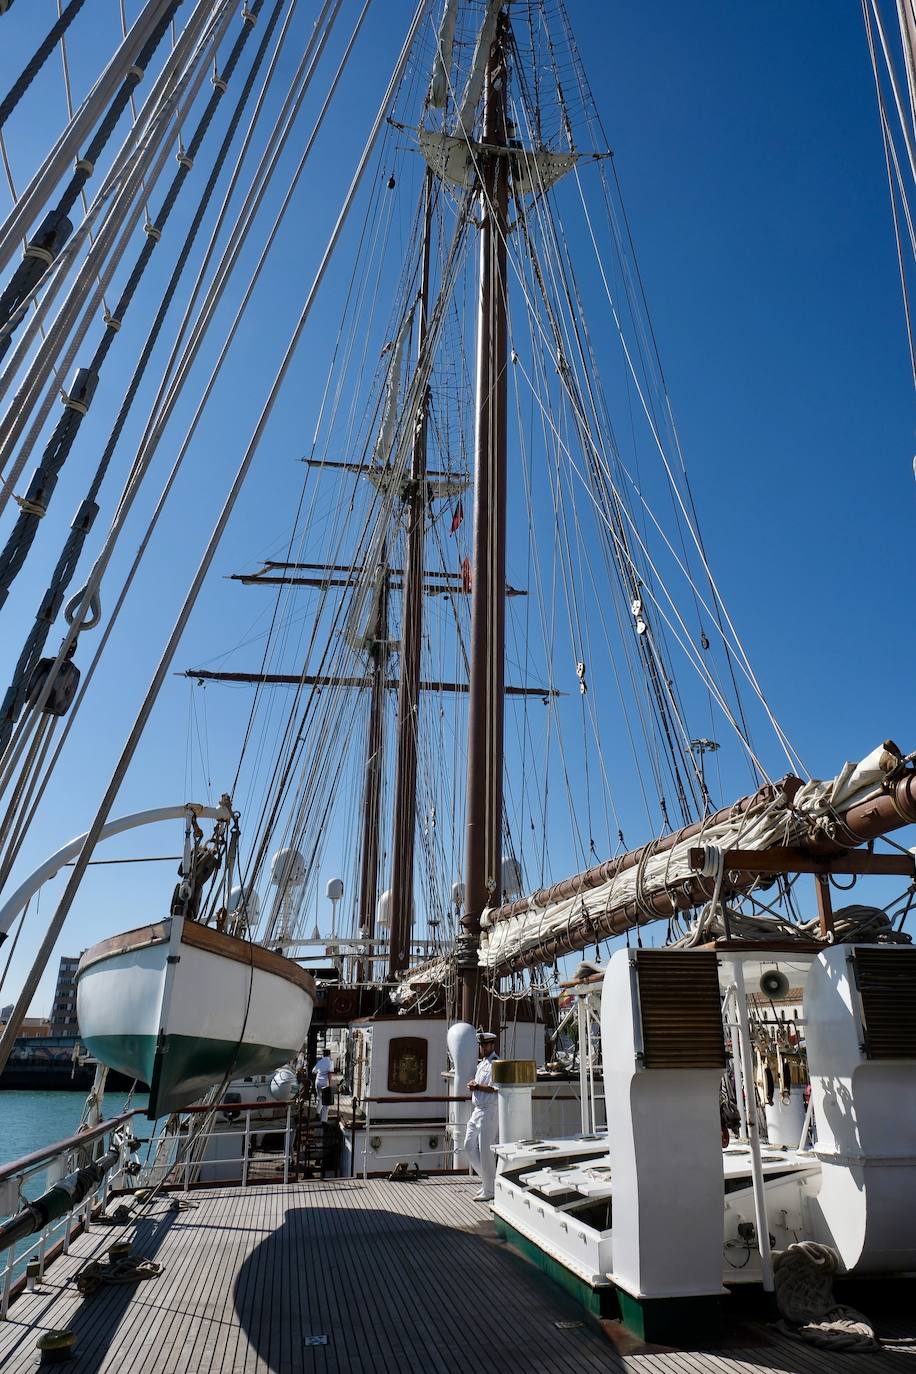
[326,877,344,902]
[270,848,305,888]
[376,889,414,929]
[228,884,261,919]
[451,880,465,907]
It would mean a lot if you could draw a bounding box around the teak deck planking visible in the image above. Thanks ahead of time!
[0,1178,913,1372]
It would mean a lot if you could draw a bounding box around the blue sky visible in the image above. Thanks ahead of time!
[0,0,913,1017]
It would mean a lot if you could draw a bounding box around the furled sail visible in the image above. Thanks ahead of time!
[428,0,458,110]
[456,0,503,134]
[374,306,415,465]
[394,743,916,999]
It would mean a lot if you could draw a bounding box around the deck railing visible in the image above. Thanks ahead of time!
[354,1088,606,1179]
[164,1100,295,1190]
[0,1110,143,1318]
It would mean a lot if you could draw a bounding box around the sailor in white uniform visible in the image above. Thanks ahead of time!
[464,1030,499,1201]
[313,1052,334,1124]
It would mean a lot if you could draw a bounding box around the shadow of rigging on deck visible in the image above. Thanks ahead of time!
[233,1201,625,1373]
[0,1201,179,1374]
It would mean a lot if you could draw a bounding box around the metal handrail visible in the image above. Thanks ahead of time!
[357,1093,594,1105]
[182,1100,293,1114]
[0,1109,142,1186]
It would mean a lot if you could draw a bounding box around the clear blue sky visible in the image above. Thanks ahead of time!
[0,1,913,1017]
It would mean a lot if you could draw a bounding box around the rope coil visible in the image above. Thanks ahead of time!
[773,1242,879,1352]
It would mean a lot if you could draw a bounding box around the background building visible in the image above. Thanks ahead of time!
[49,955,81,1036]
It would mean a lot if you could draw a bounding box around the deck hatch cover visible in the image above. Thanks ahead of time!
[634,949,725,1070]
[853,946,916,1059]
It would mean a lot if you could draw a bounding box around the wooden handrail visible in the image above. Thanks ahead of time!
[0,1108,141,1185]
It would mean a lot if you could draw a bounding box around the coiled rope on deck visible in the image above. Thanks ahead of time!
[773,1242,879,1353]
[74,1252,161,1296]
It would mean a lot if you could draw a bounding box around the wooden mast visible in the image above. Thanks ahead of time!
[388,168,434,977]
[357,553,389,972]
[460,17,510,1023]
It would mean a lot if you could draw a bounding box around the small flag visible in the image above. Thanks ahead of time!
[461,556,472,593]
[450,500,464,534]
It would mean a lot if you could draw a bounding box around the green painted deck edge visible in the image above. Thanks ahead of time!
[615,1287,722,1344]
[492,1217,618,1319]
[494,1216,726,1343]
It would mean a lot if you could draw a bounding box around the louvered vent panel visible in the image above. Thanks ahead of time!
[854,947,916,1060]
[635,949,725,1070]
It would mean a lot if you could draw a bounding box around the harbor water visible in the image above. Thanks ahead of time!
[1,1089,149,1204]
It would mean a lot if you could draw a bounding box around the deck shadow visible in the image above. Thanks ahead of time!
[0,1203,179,1374]
[233,1202,623,1373]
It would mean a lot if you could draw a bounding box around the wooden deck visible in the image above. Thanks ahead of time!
[0,1178,913,1372]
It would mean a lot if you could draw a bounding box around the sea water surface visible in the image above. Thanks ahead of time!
[0,1089,152,1280]
[1,1089,150,1203]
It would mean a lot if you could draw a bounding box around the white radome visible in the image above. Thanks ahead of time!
[270,847,306,889]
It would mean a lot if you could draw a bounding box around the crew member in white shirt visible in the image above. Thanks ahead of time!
[312,1051,334,1124]
[464,1030,499,1201]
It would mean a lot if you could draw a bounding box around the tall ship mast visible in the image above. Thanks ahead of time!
[1,5,916,1362]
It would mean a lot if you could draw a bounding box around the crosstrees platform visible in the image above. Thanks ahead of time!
[0,1178,913,1372]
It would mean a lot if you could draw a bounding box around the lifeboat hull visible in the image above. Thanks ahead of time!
[76,918,314,1118]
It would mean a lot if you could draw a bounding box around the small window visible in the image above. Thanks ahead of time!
[387,1037,428,1094]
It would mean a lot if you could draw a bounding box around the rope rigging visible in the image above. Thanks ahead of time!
[0,0,347,890]
[0,0,88,133]
[0,0,282,758]
[0,0,279,754]
[0,0,240,535]
[0,0,182,352]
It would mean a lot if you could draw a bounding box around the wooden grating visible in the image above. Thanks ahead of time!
[635,949,726,1070]
[1,1178,914,1370]
[854,946,916,1059]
